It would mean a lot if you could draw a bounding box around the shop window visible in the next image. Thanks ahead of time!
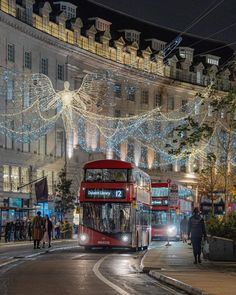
[21,167,29,193]
[11,166,20,192]
[3,165,10,191]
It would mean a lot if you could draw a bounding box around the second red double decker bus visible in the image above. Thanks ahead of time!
[151,182,180,241]
[78,159,151,251]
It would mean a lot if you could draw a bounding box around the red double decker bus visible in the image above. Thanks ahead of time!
[151,182,180,241]
[78,159,151,250]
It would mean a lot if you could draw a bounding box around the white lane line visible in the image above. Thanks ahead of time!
[93,255,131,295]
[0,258,19,268]
[0,246,80,268]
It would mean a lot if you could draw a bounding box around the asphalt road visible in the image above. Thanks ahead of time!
[0,241,187,295]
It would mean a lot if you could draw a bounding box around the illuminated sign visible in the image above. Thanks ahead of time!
[151,187,169,197]
[85,189,125,199]
[9,198,22,208]
[152,199,168,206]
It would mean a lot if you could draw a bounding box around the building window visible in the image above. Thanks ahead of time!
[154,93,162,107]
[24,51,32,69]
[181,100,188,112]
[23,83,30,107]
[207,58,219,66]
[47,171,55,195]
[25,6,33,24]
[179,48,193,60]
[208,105,213,117]
[141,90,149,104]
[196,71,201,84]
[7,44,15,62]
[11,166,20,192]
[7,79,14,101]
[127,86,135,101]
[127,142,134,160]
[114,110,121,117]
[41,58,48,75]
[5,120,14,149]
[140,146,147,164]
[3,165,10,191]
[167,97,174,110]
[194,103,200,115]
[57,64,64,80]
[56,131,64,157]
[114,83,122,98]
[59,23,64,37]
[125,30,140,43]
[42,15,49,27]
[20,167,29,193]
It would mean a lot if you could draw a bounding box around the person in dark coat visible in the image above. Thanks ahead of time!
[27,219,32,241]
[188,207,206,264]
[32,211,44,249]
[4,221,12,243]
[42,215,53,248]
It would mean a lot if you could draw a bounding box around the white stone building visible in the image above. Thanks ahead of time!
[0,0,234,226]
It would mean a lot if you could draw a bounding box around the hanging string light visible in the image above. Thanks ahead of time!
[0,66,233,169]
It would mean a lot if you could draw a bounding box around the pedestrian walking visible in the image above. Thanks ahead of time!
[4,221,12,243]
[42,215,53,248]
[55,221,61,239]
[14,219,21,241]
[180,216,188,243]
[32,211,44,249]
[188,207,206,264]
[27,219,32,241]
[42,215,52,248]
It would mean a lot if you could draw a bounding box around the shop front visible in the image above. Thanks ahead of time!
[0,197,32,239]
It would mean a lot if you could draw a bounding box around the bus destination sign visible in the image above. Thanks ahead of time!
[86,189,125,199]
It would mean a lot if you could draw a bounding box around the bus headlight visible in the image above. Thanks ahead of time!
[167,226,177,235]
[79,233,89,243]
[121,234,129,243]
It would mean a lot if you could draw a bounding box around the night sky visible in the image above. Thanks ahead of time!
[89,0,236,49]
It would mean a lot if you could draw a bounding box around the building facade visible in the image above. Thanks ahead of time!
[0,0,235,225]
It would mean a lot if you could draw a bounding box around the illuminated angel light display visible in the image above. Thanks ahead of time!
[0,66,234,169]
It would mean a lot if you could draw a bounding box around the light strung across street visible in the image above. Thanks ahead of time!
[0,67,234,169]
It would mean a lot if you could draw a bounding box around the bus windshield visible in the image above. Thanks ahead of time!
[85,169,129,182]
[82,203,131,233]
[152,210,178,227]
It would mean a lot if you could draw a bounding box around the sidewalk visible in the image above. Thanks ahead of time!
[141,241,236,295]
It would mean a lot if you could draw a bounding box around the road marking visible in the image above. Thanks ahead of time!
[0,258,19,268]
[0,246,80,269]
[93,255,131,295]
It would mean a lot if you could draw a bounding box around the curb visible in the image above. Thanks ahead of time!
[149,271,209,295]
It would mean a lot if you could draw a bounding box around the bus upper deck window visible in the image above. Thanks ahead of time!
[128,170,134,182]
